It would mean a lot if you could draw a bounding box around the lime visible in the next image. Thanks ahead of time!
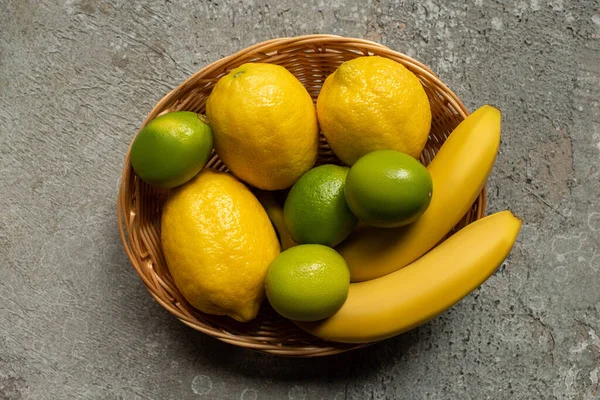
[283,164,358,247]
[265,244,350,322]
[130,111,213,188]
[344,150,433,228]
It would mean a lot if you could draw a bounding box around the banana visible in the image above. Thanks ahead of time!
[256,191,298,250]
[295,210,521,343]
[337,105,502,282]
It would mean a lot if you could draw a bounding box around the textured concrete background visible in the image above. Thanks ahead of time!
[1,0,600,399]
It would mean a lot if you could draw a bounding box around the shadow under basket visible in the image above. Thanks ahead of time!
[117,34,486,357]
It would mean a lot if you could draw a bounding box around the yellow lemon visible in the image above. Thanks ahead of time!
[316,56,432,165]
[161,169,280,322]
[206,63,319,190]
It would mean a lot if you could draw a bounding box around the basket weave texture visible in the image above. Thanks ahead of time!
[118,34,486,357]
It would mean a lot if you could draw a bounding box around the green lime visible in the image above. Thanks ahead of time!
[265,244,350,322]
[130,111,213,188]
[283,164,358,247]
[344,150,433,228]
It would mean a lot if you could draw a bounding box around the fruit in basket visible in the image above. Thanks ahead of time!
[296,210,522,343]
[130,111,213,188]
[338,105,502,282]
[256,191,298,251]
[283,165,357,247]
[344,150,432,228]
[161,169,280,322]
[265,245,350,322]
[206,63,319,190]
[316,56,431,165]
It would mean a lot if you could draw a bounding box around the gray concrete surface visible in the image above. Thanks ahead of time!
[1,0,599,399]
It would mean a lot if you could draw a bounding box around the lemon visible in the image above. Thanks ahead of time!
[265,245,350,322]
[344,150,433,228]
[130,111,213,188]
[206,63,319,190]
[316,56,432,165]
[161,169,280,322]
[283,164,357,247]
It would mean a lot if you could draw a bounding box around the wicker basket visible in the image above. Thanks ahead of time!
[117,34,486,357]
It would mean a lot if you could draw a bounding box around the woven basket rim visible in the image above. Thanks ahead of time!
[146,34,467,128]
[117,34,483,357]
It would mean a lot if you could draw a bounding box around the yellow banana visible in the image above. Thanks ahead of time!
[295,210,521,343]
[256,191,298,250]
[337,105,502,282]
